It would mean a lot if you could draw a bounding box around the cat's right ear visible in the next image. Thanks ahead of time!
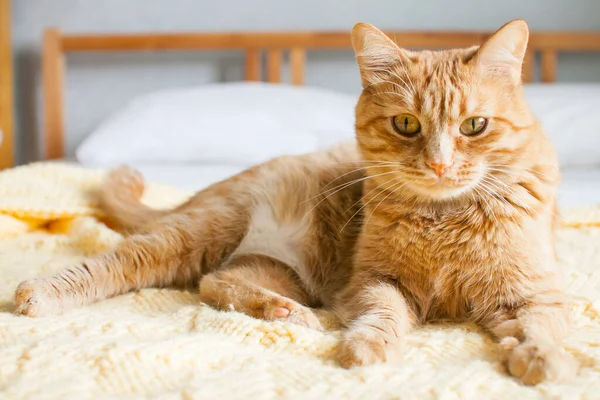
[351,22,409,88]
[472,19,529,84]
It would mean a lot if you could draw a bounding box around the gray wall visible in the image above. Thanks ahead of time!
[12,0,600,164]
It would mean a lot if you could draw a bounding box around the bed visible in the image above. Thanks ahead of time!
[1,26,600,400]
[0,0,14,169]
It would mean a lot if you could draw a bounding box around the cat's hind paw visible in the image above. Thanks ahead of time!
[14,279,62,317]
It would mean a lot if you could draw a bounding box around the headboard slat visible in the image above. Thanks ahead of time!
[0,0,13,168]
[43,29,66,160]
[245,49,261,81]
[541,50,557,83]
[266,49,282,83]
[290,48,305,85]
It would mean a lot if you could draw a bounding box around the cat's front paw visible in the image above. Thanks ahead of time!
[337,330,403,368]
[14,279,62,317]
[501,338,579,385]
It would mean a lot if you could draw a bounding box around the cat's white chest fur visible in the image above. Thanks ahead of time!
[230,204,308,272]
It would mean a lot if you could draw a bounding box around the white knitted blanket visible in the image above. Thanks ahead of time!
[0,162,599,400]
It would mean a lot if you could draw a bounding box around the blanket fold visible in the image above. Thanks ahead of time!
[0,162,599,399]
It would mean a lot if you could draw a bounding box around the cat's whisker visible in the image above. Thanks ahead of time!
[487,167,549,179]
[472,184,498,224]
[394,63,417,96]
[370,78,414,98]
[368,76,406,90]
[479,183,520,229]
[404,73,417,97]
[302,170,396,205]
[487,165,553,181]
[383,77,414,98]
[321,163,405,191]
[322,160,407,170]
[483,175,540,218]
[371,76,412,91]
[339,177,404,234]
[485,174,524,195]
[482,175,523,201]
[378,65,416,96]
[352,180,404,233]
[325,160,405,165]
[372,91,413,103]
[363,180,408,230]
[483,174,537,211]
[477,180,523,230]
[341,175,394,215]
[300,180,361,206]
[301,171,397,219]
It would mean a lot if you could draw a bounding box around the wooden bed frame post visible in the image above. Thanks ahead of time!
[244,49,261,81]
[43,28,65,160]
[541,50,557,82]
[0,0,14,169]
[266,49,282,83]
[290,48,305,85]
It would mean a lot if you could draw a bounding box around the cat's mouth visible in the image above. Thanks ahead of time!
[409,170,483,200]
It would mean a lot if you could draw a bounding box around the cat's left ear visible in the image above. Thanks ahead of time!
[473,19,529,83]
[351,22,410,88]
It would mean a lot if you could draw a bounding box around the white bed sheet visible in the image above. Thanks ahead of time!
[127,163,600,210]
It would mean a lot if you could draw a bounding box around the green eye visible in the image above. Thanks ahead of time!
[392,114,421,137]
[460,117,488,136]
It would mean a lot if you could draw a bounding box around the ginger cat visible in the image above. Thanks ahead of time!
[15,20,578,385]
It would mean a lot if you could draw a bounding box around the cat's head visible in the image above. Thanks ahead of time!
[352,20,542,202]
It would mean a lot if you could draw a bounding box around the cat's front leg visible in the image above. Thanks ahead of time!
[485,292,579,385]
[335,274,416,368]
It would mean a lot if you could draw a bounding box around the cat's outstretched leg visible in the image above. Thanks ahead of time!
[15,221,209,317]
[199,254,323,330]
[485,292,579,385]
[15,167,250,317]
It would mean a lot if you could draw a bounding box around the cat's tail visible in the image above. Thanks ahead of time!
[99,166,168,234]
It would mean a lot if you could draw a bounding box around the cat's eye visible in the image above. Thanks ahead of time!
[392,114,421,137]
[460,117,488,136]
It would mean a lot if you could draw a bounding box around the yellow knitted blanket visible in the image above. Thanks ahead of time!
[1,162,599,400]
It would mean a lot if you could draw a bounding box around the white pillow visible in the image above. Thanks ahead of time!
[524,83,600,167]
[76,82,358,167]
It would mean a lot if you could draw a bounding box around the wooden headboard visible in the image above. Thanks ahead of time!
[41,28,600,161]
[0,0,13,169]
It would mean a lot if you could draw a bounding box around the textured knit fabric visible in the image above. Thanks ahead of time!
[0,162,599,399]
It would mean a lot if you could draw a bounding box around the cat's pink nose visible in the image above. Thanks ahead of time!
[427,161,453,177]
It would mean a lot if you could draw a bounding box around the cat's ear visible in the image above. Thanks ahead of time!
[351,22,409,88]
[473,19,529,83]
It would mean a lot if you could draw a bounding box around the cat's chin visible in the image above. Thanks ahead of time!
[407,181,477,202]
